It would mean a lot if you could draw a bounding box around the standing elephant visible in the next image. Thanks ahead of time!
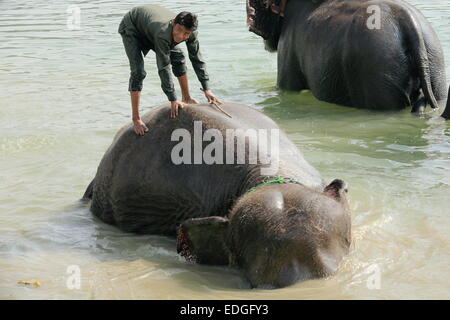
[82,103,352,288]
[246,0,450,117]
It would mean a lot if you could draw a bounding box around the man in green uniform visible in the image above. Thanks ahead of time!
[118,5,222,135]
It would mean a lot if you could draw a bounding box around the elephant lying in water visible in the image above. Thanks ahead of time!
[246,0,450,117]
[82,103,351,288]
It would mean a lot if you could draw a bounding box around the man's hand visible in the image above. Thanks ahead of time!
[170,101,186,118]
[133,118,149,136]
[201,89,222,105]
[182,96,199,104]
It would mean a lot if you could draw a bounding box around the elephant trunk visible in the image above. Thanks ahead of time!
[441,86,450,119]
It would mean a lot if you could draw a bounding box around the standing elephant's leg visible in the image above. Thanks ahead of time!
[277,53,307,91]
[343,56,411,110]
[276,32,307,91]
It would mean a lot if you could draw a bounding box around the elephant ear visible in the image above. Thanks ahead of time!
[177,216,230,265]
[324,179,348,201]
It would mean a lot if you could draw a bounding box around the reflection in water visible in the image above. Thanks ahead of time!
[0,0,449,299]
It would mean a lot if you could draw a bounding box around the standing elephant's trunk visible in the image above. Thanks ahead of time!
[441,86,450,119]
[246,0,283,51]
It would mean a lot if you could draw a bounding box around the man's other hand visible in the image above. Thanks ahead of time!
[201,89,223,105]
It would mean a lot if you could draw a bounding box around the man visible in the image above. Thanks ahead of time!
[118,5,222,135]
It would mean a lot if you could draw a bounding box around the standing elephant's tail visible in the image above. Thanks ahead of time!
[394,3,440,110]
[81,179,94,202]
[441,86,450,119]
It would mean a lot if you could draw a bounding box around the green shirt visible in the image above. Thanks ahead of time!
[119,5,210,101]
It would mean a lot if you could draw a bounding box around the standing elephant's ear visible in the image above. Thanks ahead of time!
[324,179,349,201]
[177,216,230,265]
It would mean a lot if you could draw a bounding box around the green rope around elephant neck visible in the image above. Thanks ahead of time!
[245,176,304,195]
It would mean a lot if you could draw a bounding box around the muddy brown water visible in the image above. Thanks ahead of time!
[0,0,449,299]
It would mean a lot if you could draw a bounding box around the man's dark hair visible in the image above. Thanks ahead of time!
[174,12,198,31]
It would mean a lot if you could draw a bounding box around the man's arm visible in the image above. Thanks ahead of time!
[170,48,199,104]
[155,39,178,102]
[186,31,210,91]
[131,91,141,120]
[186,32,221,104]
[155,39,187,117]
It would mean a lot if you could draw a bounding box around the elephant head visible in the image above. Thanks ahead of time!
[177,179,352,289]
[246,0,283,51]
[246,1,324,51]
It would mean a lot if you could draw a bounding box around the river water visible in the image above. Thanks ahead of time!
[0,0,449,299]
